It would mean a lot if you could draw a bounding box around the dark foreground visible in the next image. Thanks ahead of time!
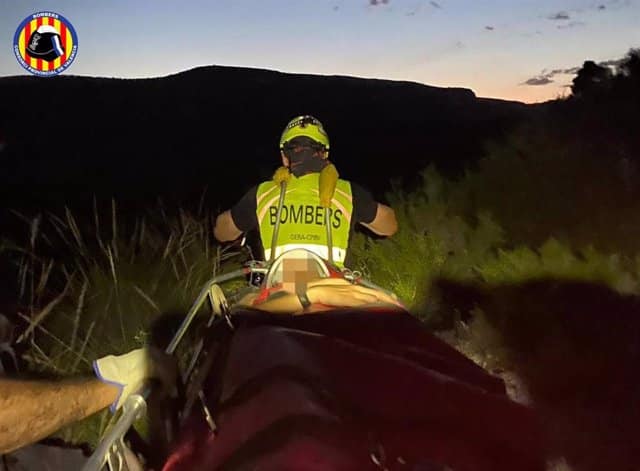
[157,309,544,471]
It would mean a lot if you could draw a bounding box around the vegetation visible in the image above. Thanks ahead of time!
[352,50,640,470]
[5,202,241,446]
[352,49,640,318]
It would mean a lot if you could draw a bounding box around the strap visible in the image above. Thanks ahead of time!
[319,163,339,266]
[324,208,333,265]
[296,286,312,309]
[269,181,287,262]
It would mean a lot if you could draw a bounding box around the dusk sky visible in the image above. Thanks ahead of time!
[1,0,639,103]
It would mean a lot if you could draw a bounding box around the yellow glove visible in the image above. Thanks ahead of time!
[319,163,339,208]
[272,166,291,185]
[272,163,338,207]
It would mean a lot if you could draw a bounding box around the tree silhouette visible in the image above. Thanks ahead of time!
[571,60,612,98]
[618,49,640,80]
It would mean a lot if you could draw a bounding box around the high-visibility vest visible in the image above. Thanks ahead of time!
[256,173,354,266]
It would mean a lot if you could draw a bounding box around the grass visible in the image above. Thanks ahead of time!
[350,165,640,324]
[6,200,243,447]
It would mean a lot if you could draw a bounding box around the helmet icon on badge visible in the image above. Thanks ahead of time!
[26,25,65,62]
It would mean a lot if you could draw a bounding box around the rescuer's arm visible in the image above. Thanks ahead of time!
[360,203,398,237]
[0,378,118,454]
[214,210,243,242]
[214,187,258,243]
[0,348,175,454]
[351,183,398,237]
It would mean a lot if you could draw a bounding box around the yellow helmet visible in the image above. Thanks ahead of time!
[279,115,330,151]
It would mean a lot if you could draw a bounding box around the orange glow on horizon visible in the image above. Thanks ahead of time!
[475,84,572,104]
[420,75,573,104]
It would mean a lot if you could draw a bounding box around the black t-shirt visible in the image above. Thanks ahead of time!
[230,180,378,233]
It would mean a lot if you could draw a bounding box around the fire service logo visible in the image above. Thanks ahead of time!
[13,12,78,76]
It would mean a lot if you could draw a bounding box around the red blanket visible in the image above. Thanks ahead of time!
[162,310,544,471]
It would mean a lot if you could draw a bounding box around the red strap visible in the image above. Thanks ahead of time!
[252,284,284,305]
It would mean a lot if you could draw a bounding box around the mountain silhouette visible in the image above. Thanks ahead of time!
[0,65,534,214]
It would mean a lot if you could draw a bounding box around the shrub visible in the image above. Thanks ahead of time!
[352,161,640,323]
[8,201,240,447]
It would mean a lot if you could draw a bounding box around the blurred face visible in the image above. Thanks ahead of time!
[281,257,318,293]
[280,149,327,168]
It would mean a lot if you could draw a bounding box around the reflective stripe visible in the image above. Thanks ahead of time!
[257,193,282,224]
[330,197,350,226]
[310,189,351,226]
[256,183,279,207]
[334,187,353,203]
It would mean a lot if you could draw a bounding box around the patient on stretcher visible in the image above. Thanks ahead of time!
[236,249,402,314]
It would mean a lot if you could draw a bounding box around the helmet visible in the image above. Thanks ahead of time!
[279,115,330,152]
[26,25,65,62]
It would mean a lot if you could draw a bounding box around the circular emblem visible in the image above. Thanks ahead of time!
[13,12,78,77]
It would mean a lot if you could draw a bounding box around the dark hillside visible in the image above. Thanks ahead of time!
[0,65,532,216]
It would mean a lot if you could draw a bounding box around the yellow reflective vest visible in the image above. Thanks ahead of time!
[256,173,354,266]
